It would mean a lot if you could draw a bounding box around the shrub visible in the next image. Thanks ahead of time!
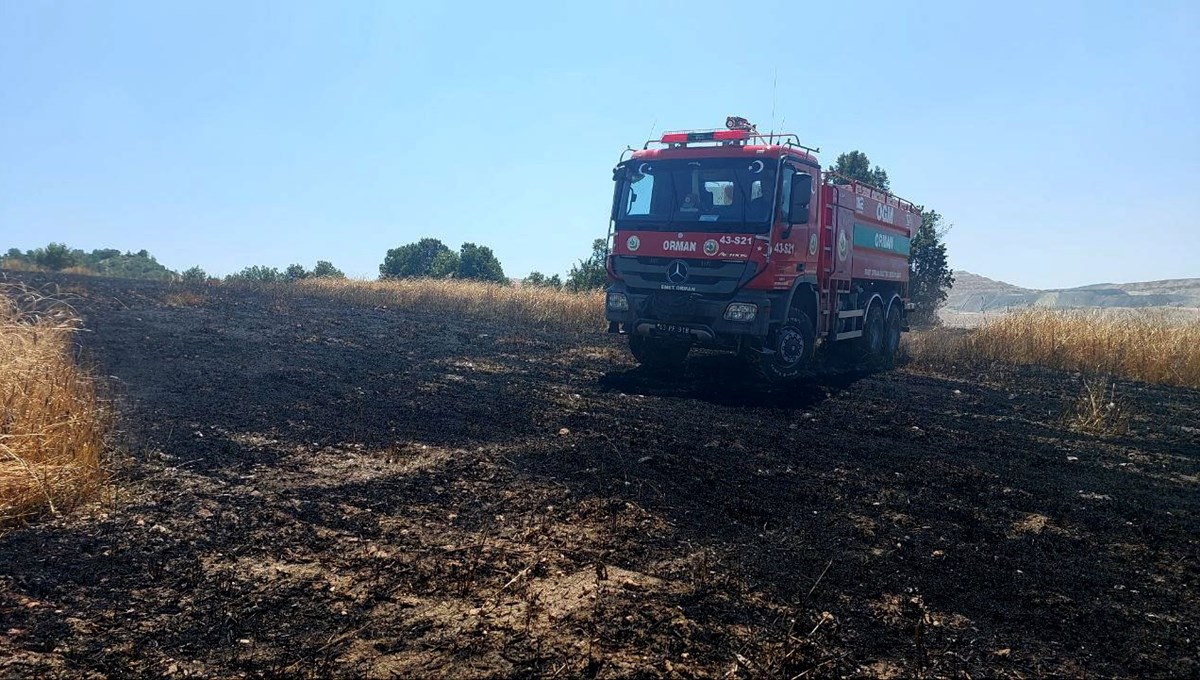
[226,265,283,283]
[182,266,208,282]
[311,261,345,279]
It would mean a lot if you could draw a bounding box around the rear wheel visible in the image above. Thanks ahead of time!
[883,304,902,365]
[749,311,816,382]
[860,303,885,357]
[628,334,690,372]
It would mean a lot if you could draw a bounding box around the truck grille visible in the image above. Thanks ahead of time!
[613,256,748,295]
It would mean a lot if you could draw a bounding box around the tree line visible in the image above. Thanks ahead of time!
[3,244,176,280]
[1,243,348,284]
[378,237,606,292]
[221,261,345,283]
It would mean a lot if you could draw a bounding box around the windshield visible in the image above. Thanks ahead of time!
[615,157,777,233]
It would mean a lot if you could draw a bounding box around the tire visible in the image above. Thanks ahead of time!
[749,310,816,382]
[628,334,690,372]
[883,304,902,365]
[860,303,885,357]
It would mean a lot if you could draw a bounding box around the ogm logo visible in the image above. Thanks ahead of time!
[837,230,848,261]
[703,239,718,256]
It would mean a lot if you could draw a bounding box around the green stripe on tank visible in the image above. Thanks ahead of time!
[853,223,911,256]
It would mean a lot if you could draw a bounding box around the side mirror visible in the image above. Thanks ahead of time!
[790,173,813,224]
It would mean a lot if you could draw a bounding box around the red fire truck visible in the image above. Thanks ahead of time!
[604,117,921,381]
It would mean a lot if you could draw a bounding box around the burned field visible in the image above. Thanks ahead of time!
[2,275,1197,678]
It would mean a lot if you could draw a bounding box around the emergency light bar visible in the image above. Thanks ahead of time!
[645,117,819,153]
[660,129,749,144]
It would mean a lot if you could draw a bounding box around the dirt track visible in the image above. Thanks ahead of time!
[2,274,1198,678]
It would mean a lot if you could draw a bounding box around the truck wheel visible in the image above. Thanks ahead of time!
[628,334,690,372]
[750,311,816,382]
[883,305,902,364]
[860,304,885,357]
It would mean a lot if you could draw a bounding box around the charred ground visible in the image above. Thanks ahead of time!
[2,274,1197,678]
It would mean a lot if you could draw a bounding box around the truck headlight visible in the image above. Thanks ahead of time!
[606,292,629,311]
[724,302,757,322]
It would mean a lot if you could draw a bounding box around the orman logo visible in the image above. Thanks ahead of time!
[666,260,689,284]
[626,235,640,252]
[837,230,848,261]
[663,240,697,252]
[703,239,719,256]
[808,233,819,256]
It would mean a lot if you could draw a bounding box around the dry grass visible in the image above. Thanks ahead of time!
[1069,375,1130,436]
[0,258,43,272]
[276,278,605,333]
[162,290,207,307]
[908,309,1200,388]
[1,284,107,525]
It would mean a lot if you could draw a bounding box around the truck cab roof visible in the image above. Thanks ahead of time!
[631,143,818,169]
[629,127,820,168]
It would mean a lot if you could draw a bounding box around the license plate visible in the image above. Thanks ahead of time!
[654,323,691,335]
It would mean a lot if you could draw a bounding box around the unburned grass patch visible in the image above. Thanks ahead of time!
[0,284,108,525]
[270,277,604,333]
[1068,375,1131,436]
[907,309,1200,388]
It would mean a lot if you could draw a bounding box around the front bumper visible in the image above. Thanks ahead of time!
[604,283,775,341]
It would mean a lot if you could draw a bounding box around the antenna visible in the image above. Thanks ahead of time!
[769,67,778,141]
[645,117,657,144]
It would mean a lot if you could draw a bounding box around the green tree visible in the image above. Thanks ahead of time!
[429,250,460,278]
[909,209,955,327]
[182,266,208,282]
[523,271,562,288]
[457,243,507,283]
[565,238,609,292]
[832,150,890,191]
[86,248,122,265]
[3,248,28,265]
[91,251,174,280]
[31,242,80,271]
[311,260,345,279]
[226,265,282,283]
[379,238,454,279]
[285,263,310,281]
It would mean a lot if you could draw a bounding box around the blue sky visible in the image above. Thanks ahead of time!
[1,0,1196,289]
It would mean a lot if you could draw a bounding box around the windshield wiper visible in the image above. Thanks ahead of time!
[732,170,750,232]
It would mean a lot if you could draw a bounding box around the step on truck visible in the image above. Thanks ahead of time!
[604,117,921,381]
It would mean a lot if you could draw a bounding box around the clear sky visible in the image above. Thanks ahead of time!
[2,0,1196,289]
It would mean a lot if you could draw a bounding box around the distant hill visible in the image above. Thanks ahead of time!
[945,271,1200,313]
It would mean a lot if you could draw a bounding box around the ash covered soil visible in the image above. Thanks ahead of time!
[2,275,1198,678]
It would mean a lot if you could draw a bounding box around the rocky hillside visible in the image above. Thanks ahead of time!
[945,271,1200,313]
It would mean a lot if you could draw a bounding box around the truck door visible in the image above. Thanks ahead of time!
[768,164,800,289]
[776,162,816,282]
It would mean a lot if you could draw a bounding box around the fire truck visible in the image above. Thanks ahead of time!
[604,117,921,381]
